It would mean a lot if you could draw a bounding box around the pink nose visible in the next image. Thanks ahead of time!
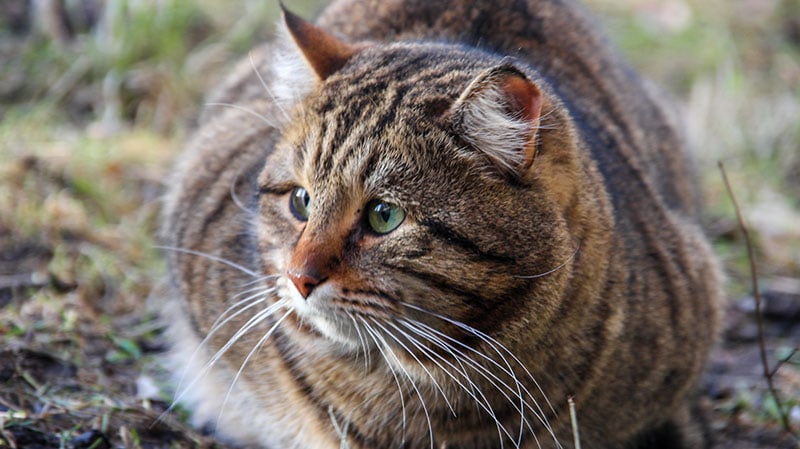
[287,270,323,298]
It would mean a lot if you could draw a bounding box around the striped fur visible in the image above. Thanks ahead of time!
[158,1,722,448]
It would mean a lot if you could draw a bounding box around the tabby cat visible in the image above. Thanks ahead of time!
[158,0,722,448]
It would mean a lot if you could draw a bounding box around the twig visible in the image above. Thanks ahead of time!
[718,161,794,435]
[0,425,19,449]
[769,348,799,378]
[568,396,581,449]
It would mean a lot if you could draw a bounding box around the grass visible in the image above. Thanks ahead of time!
[1,0,799,448]
[595,0,800,297]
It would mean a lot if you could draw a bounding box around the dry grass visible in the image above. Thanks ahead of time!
[1,0,798,447]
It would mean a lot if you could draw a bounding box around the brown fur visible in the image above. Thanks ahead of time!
[158,1,722,448]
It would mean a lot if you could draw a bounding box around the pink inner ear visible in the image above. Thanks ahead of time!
[501,75,543,124]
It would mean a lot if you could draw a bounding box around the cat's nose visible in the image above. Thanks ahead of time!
[287,269,324,298]
[287,230,342,299]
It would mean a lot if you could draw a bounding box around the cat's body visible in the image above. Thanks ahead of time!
[159,1,722,448]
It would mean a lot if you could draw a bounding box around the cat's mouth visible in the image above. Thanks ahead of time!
[278,276,384,351]
[277,276,502,383]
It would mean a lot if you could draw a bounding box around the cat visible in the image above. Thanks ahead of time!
[158,0,723,448]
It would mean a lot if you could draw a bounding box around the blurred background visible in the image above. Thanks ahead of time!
[1,0,798,448]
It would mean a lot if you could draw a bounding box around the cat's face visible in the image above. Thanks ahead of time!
[253,42,574,357]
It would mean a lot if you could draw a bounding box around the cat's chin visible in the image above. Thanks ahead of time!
[305,314,367,351]
[278,279,375,354]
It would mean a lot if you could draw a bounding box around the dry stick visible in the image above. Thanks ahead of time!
[718,161,794,435]
[568,396,581,449]
[769,348,799,378]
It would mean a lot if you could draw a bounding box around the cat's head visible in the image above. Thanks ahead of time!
[255,8,584,356]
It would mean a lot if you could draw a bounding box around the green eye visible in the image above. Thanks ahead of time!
[367,200,406,234]
[290,186,311,220]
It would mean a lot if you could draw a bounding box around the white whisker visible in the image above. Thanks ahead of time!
[399,302,562,448]
[171,298,291,412]
[328,406,352,449]
[403,316,565,449]
[217,309,292,426]
[357,317,408,444]
[514,244,580,279]
[211,299,290,367]
[174,288,271,398]
[346,313,372,371]
[535,108,561,131]
[229,171,255,216]
[363,324,434,449]
[226,281,277,304]
[400,318,534,424]
[249,51,291,122]
[210,289,275,336]
[388,320,514,449]
[156,245,259,277]
[369,318,457,418]
[204,102,282,129]
[237,274,280,289]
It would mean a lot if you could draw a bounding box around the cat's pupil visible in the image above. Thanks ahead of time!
[377,204,391,221]
[367,200,406,234]
[290,186,311,221]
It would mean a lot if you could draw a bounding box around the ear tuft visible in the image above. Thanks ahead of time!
[451,64,543,175]
[281,5,359,80]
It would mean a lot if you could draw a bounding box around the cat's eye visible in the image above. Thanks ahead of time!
[366,200,406,234]
[289,186,311,220]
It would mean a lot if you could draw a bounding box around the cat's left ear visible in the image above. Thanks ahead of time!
[450,64,543,176]
[281,5,361,80]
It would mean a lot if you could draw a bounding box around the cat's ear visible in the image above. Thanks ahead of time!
[450,64,543,176]
[281,5,360,80]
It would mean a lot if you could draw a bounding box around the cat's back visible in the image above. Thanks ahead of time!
[317,0,695,216]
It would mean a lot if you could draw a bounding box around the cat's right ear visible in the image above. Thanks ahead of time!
[280,4,361,80]
[450,64,543,177]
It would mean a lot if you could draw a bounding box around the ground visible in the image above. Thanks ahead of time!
[1,0,799,448]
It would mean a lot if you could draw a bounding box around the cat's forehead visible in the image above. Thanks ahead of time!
[311,44,492,119]
[292,109,440,204]
[286,45,491,191]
